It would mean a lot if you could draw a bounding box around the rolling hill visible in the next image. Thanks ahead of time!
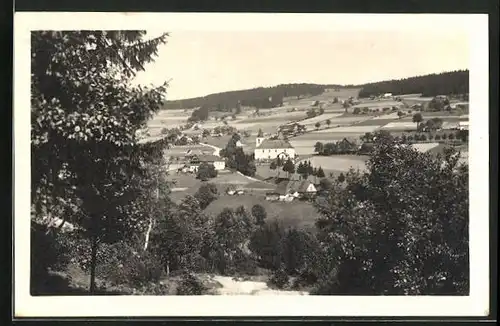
[161,70,469,112]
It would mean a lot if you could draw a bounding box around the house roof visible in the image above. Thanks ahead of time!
[257,139,294,149]
[190,154,224,162]
[273,179,315,195]
[297,180,316,193]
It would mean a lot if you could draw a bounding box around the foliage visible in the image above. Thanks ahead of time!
[163,83,329,110]
[282,159,296,177]
[31,30,169,292]
[268,265,289,289]
[151,195,214,274]
[358,70,469,98]
[249,220,286,270]
[96,241,164,287]
[428,96,451,112]
[412,113,423,127]
[316,167,325,178]
[251,204,268,226]
[176,272,207,295]
[456,129,468,142]
[313,136,469,295]
[314,142,324,154]
[196,163,218,181]
[30,222,73,294]
[188,105,210,122]
[194,183,219,210]
[221,134,256,176]
[213,207,254,275]
[315,122,321,130]
[319,178,333,191]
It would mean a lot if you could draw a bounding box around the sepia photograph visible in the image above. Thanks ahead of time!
[14,12,489,317]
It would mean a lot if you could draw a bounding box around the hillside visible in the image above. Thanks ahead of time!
[357,70,469,98]
[161,70,469,112]
[162,83,343,111]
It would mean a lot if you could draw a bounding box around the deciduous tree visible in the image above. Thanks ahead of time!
[31,31,169,293]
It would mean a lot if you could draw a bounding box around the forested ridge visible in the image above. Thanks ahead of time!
[162,83,341,110]
[162,70,469,111]
[357,70,469,98]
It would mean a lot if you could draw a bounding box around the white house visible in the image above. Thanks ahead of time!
[254,137,296,161]
[458,121,469,130]
[187,154,226,172]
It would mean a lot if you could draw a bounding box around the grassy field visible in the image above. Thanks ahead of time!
[298,155,369,173]
[166,171,275,203]
[166,145,214,156]
[204,194,319,229]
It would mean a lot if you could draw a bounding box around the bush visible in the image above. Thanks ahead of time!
[96,242,164,288]
[176,272,207,295]
[268,266,289,289]
[30,222,73,294]
[435,134,441,141]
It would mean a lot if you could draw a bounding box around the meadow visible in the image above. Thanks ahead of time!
[204,194,319,230]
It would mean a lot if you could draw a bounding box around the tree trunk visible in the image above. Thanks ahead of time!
[143,217,153,251]
[89,237,99,294]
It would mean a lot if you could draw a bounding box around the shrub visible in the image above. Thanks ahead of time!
[176,272,207,295]
[421,134,427,141]
[96,242,164,288]
[435,134,441,141]
[268,266,289,289]
[441,133,448,140]
[30,222,73,294]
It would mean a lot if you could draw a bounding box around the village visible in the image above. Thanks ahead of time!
[138,90,469,229]
[28,27,473,300]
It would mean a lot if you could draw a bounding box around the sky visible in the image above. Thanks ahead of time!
[133,25,470,101]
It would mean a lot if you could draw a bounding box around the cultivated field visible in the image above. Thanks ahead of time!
[350,100,402,109]
[380,121,418,131]
[314,125,381,133]
[299,113,344,127]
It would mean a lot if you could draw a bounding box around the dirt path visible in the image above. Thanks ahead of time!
[209,275,308,295]
[199,142,221,156]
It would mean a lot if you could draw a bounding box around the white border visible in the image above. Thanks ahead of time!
[14,13,489,317]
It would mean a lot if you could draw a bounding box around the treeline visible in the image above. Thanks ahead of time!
[357,70,469,98]
[163,83,335,110]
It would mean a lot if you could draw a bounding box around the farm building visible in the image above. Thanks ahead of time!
[266,179,317,201]
[254,137,296,161]
[185,154,226,172]
[458,121,469,130]
[278,123,303,136]
[226,185,245,196]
